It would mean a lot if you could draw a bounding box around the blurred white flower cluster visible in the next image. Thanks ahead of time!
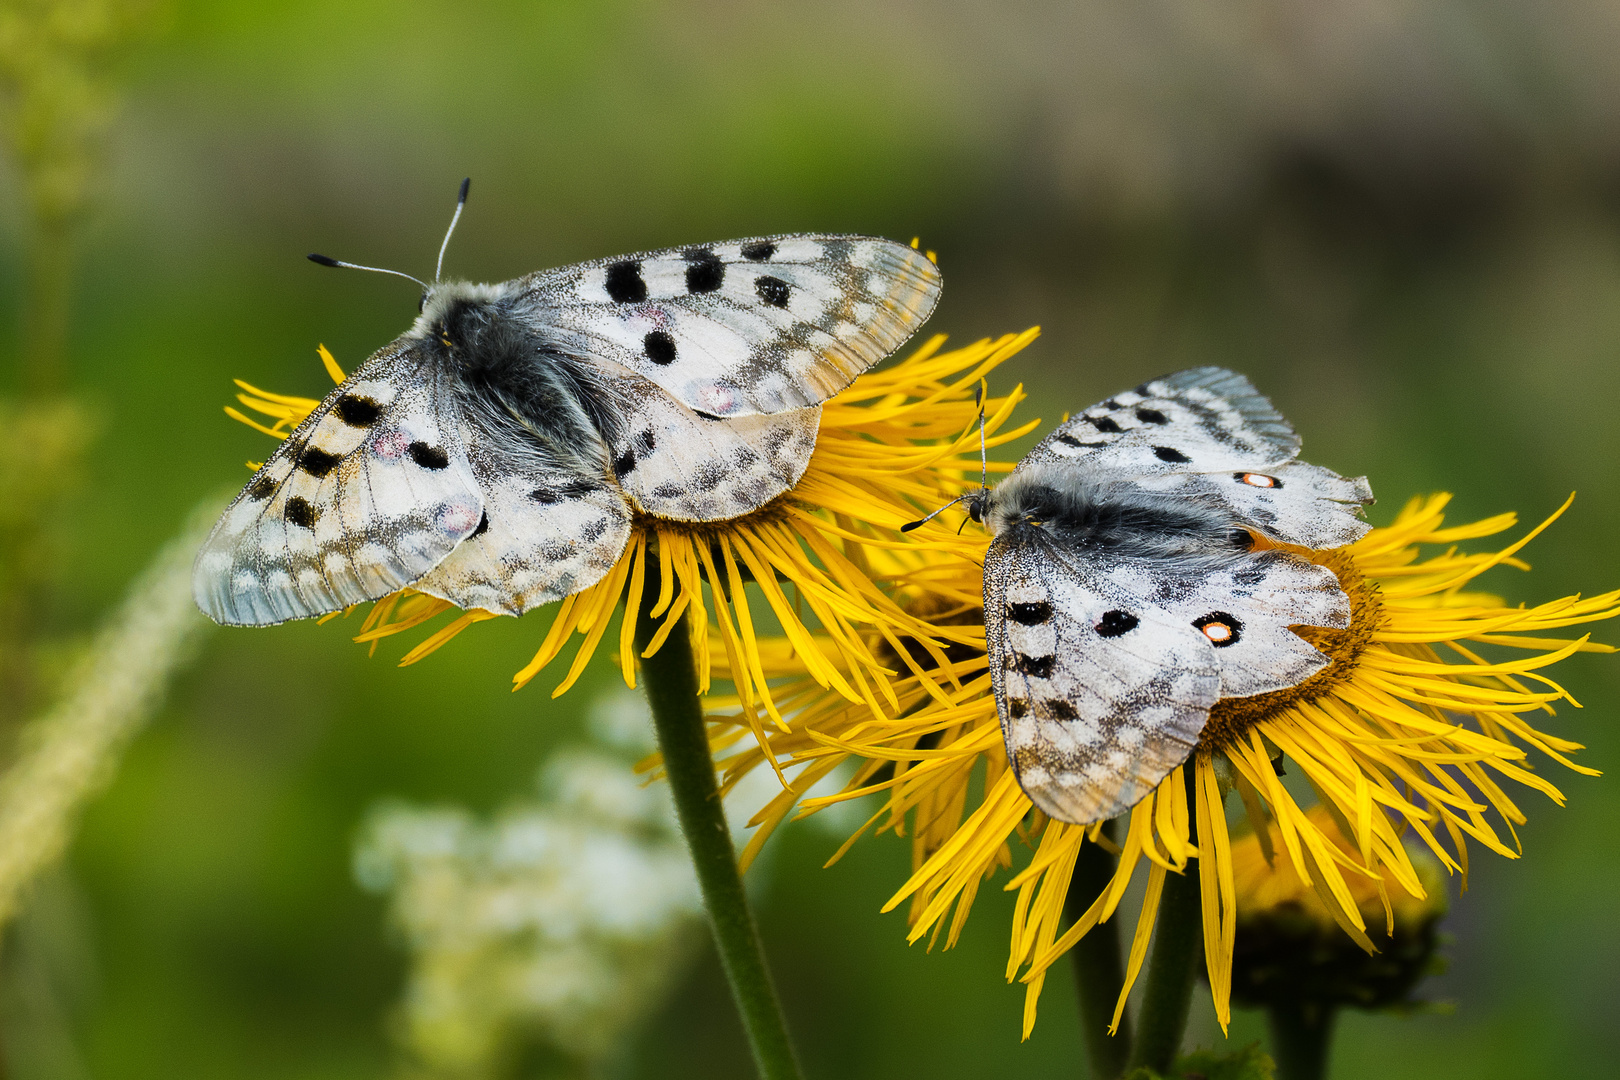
[353,690,783,1079]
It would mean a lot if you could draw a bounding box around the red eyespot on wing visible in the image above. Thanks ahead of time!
[1236,472,1278,488]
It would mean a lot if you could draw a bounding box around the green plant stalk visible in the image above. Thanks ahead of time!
[1066,818,1132,1079]
[1266,1001,1336,1080]
[632,562,803,1080]
[1127,774,1203,1075]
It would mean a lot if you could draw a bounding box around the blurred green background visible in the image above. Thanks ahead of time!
[2,0,1618,1076]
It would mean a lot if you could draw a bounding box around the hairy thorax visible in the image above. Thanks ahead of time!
[983,464,1252,564]
[411,281,622,474]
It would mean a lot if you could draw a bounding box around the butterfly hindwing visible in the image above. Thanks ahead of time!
[194,346,484,626]
[409,409,632,616]
[1210,461,1374,549]
[599,368,821,521]
[515,235,941,417]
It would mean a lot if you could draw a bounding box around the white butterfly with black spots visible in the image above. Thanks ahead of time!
[966,367,1372,824]
[194,234,941,626]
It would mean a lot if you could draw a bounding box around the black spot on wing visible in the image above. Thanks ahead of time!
[756,276,791,308]
[683,248,725,293]
[605,260,647,303]
[472,511,490,537]
[1136,407,1168,424]
[530,479,597,504]
[247,473,276,501]
[1089,415,1122,433]
[693,462,726,491]
[1153,446,1192,463]
[1043,699,1079,721]
[1096,610,1139,637]
[741,240,776,261]
[284,496,317,529]
[1008,698,1029,719]
[637,429,656,453]
[336,394,383,427]
[1057,432,1108,448]
[297,445,342,479]
[644,330,677,365]
[1006,601,1053,626]
[409,442,450,470]
[613,448,637,477]
[1013,654,1056,679]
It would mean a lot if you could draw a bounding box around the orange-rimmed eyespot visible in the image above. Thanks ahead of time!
[1235,472,1279,488]
[1193,611,1242,646]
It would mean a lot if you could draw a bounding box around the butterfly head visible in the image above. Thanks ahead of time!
[965,488,988,525]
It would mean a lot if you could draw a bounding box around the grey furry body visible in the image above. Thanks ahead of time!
[983,464,1256,576]
[421,285,626,479]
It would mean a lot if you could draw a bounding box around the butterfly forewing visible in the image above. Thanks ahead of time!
[986,538,1219,824]
[515,235,941,417]
[194,346,483,626]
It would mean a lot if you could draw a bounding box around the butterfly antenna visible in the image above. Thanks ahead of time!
[306,253,429,291]
[900,384,994,534]
[899,493,977,533]
[435,177,471,282]
[976,379,989,494]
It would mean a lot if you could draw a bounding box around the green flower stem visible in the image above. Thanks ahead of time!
[1066,818,1132,1080]
[1128,774,1203,1076]
[632,561,803,1080]
[1266,1001,1335,1080]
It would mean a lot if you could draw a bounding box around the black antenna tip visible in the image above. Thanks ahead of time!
[307,253,341,267]
[900,519,925,533]
[457,177,470,203]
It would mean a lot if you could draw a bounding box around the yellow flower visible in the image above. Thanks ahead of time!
[715,491,1620,1037]
[224,332,1042,758]
[1228,804,1448,1014]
